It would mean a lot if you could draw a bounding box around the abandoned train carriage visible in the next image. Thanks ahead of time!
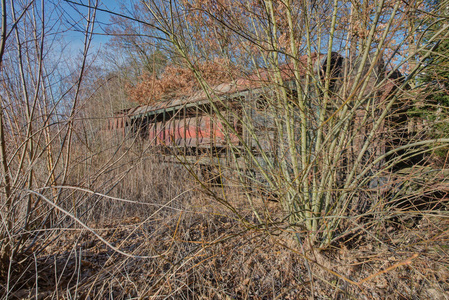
[108,53,406,180]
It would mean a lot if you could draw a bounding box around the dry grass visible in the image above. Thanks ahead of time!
[3,209,448,299]
[1,153,448,299]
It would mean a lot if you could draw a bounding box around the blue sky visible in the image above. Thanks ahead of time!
[59,0,122,56]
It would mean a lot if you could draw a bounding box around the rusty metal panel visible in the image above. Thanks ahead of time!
[185,117,195,147]
[148,123,156,144]
[118,98,243,150]
[156,121,163,145]
[198,115,212,146]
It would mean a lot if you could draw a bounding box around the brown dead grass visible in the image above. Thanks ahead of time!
[2,196,448,299]
[2,148,448,299]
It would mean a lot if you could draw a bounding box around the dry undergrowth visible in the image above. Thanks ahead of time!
[1,150,448,299]
[2,190,448,300]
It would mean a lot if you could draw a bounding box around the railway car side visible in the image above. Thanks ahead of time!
[108,53,408,187]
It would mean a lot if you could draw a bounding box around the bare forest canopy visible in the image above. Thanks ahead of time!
[105,0,449,107]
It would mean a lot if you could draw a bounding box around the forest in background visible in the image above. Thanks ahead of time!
[1,0,449,298]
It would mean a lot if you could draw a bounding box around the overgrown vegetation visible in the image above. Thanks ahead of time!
[0,0,448,298]
[126,58,239,104]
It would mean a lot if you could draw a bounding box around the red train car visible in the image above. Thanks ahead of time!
[109,53,408,177]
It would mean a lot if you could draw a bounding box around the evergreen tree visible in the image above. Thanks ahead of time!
[413,0,449,159]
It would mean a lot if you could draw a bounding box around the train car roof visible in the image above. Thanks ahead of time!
[127,54,330,120]
[124,53,404,120]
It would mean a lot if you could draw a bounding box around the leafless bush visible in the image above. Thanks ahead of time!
[0,0,99,284]
[135,0,449,248]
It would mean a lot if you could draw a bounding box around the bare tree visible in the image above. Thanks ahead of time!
[0,0,98,273]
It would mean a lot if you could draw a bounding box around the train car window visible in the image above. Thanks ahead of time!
[232,95,246,104]
[256,95,269,110]
[234,108,243,135]
[287,89,298,100]
[185,107,197,117]
[139,117,149,139]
